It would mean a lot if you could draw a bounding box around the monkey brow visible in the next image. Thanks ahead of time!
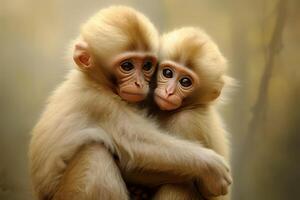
[127,40,151,52]
[114,52,156,62]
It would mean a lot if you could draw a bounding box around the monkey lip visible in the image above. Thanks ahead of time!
[120,91,146,102]
[154,94,177,107]
[122,91,145,97]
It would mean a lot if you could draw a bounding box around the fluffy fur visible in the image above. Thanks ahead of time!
[150,27,233,200]
[29,7,231,200]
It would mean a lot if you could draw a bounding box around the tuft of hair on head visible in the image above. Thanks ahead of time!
[80,6,159,63]
[160,28,206,65]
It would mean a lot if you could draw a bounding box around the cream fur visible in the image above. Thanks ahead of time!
[29,7,231,200]
[151,27,233,200]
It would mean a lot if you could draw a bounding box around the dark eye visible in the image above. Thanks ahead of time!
[162,68,173,78]
[179,77,192,87]
[120,61,134,71]
[143,60,152,71]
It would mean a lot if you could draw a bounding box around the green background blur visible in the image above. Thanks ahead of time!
[0,0,299,199]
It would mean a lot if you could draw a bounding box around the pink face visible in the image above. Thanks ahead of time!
[112,52,157,102]
[154,61,199,110]
[73,40,157,103]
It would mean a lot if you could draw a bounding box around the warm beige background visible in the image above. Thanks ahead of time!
[1,0,299,200]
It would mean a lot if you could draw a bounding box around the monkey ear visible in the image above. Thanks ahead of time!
[73,40,92,69]
[209,89,221,101]
[202,81,224,102]
[210,75,228,101]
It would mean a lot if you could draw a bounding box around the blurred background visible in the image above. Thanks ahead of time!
[0,0,299,199]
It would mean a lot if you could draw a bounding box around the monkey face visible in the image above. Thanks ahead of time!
[154,61,199,110]
[111,52,157,102]
[73,40,158,103]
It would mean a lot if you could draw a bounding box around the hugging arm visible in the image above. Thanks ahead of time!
[102,106,232,196]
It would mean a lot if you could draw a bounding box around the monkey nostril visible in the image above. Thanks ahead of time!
[135,82,142,88]
[165,88,173,97]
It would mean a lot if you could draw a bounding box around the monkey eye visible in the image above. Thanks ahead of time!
[179,77,192,87]
[143,60,152,71]
[120,61,134,71]
[162,68,173,78]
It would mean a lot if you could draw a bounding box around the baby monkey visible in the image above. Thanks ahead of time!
[151,27,233,200]
[29,7,231,200]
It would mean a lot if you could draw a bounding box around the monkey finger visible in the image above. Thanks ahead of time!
[221,180,229,195]
[224,173,233,185]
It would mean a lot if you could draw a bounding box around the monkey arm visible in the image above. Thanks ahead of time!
[29,123,116,199]
[101,106,231,189]
[53,143,129,200]
[118,131,229,184]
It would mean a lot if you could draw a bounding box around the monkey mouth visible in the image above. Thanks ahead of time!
[120,91,146,102]
[154,94,177,107]
[122,91,145,97]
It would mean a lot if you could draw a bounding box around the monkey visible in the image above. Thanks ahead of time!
[147,27,233,200]
[29,6,232,200]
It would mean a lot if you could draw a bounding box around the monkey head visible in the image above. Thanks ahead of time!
[155,27,228,111]
[72,6,159,103]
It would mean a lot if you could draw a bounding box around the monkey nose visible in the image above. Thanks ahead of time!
[165,88,174,96]
[135,81,143,88]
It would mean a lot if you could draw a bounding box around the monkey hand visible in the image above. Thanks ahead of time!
[195,149,232,198]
